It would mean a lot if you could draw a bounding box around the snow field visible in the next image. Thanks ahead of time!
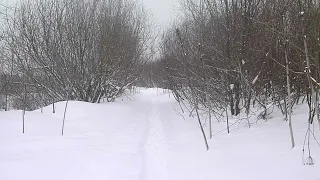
[0,88,319,180]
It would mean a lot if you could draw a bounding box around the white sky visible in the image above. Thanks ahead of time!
[141,0,180,28]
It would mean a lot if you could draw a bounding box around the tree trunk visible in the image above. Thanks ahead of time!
[285,49,295,148]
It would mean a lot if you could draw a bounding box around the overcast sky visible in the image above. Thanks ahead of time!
[141,0,180,28]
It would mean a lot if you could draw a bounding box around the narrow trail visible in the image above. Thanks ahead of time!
[139,91,170,180]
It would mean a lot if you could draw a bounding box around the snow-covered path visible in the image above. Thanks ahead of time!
[140,94,169,180]
[0,88,320,180]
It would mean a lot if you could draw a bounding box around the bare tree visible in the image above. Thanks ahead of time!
[3,0,151,110]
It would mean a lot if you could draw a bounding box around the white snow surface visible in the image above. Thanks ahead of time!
[0,88,320,180]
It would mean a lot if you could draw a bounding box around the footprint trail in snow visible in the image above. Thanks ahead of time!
[140,95,169,180]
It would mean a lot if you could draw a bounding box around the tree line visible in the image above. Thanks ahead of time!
[143,0,320,154]
[0,0,151,110]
